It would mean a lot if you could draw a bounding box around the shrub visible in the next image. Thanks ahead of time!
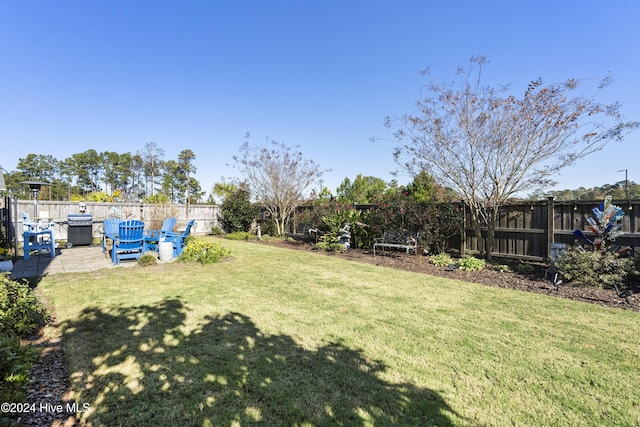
[494,264,511,273]
[137,253,157,267]
[0,333,38,408]
[456,256,485,271]
[317,209,361,250]
[296,201,375,249]
[293,206,326,235]
[554,248,635,290]
[224,232,255,241]
[294,196,463,252]
[418,203,463,254]
[514,262,536,275]
[359,193,463,254]
[177,240,231,265]
[430,253,454,267]
[0,276,46,417]
[219,187,259,233]
[630,256,640,282]
[315,241,346,251]
[0,276,50,336]
[257,220,277,238]
[210,225,224,236]
[556,198,638,289]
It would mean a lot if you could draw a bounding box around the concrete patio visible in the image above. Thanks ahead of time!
[9,245,141,280]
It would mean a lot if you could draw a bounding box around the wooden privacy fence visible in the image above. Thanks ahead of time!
[290,198,640,262]
[462,197,640,262]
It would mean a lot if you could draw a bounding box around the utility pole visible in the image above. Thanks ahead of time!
[617,169,629,200]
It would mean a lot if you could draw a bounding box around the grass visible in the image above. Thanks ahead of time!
[38,237,640,426]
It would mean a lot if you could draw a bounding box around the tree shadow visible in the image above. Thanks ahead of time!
[61,298,459,426]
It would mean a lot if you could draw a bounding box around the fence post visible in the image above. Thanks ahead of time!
[546,196,556,259]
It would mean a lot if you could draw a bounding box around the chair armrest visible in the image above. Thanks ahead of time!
[39,221,55,230]
[163,231,185,238]
[144,230,159,238]
[23,221,39,230]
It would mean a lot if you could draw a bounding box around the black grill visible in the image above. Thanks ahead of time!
[67,214,93,246]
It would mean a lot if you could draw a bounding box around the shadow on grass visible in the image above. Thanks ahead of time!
[61,298,458,426]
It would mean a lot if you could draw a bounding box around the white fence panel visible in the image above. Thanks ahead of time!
[14,200,220,242]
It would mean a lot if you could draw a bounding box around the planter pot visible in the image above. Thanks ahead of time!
[158,241,174,262]
[0,260,14,273]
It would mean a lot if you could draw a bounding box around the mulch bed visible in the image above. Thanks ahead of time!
[259,239,639,313]
[18,328,78,427]
[17,239,638,426]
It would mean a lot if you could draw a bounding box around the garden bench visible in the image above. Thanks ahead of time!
[373,230,419,256]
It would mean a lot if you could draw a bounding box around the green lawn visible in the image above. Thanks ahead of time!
[39,237,640,426]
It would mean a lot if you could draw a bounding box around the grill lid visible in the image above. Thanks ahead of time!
[67,214,93,225]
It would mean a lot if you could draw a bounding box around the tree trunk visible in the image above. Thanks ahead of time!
[484,208,499,262]
[471,207,485,258]
[486,216,495,262]
[272,217,282,236]
[273,216,288,237]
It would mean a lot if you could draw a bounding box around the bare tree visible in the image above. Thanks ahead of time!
[386,56,638,260]
[138,142,165,196]
[234,136,327,236]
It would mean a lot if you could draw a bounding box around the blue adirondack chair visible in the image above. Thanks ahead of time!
[111,220,146,265]
[164,219,195,257]
[22,212,37,232]
[22,212,56,260]
[102,218,122,253]
[144,217,177,252]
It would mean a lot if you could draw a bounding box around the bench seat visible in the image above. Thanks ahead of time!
[373,230,419,256]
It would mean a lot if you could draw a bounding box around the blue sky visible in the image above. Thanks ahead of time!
[1,0,638,199]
